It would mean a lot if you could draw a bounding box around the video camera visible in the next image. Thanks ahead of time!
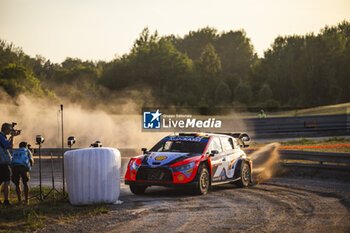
[11,122,21,136]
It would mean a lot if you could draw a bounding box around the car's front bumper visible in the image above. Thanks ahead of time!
[125,180,198,187]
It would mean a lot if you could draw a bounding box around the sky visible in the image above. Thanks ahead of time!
[0,0,349,63]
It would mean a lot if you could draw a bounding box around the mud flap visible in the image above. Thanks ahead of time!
[248,160,253,184]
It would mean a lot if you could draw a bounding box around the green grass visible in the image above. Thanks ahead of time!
[0,187,109,232]
[251,137,350,153]
[281,138,315,145]
[238,102,350,118]
[284,102,350,116]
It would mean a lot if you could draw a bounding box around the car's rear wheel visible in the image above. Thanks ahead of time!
[194,165,210,195]
[236,162,251,187]
[130,185,147,195]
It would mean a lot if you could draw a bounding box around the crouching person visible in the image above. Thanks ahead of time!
[11,142,33,205]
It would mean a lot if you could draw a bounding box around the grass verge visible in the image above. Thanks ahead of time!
[251,136,350,153]
[0,187,109,232]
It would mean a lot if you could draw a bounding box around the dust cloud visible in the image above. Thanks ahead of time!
[247,143,282,184]
[223,110,253,137]
[0,94,166,150]
[0,91,253,153]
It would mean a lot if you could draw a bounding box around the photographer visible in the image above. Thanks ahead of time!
[0,123,20,206]
[11,142,33,205]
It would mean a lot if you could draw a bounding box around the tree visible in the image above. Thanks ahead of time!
[224,73,241,101]
[234,83,252,104]
[258,84,273,102]
[132,27,159,51]
[215,81,232,105]
[215,30,256,79]
[100,28,195,105]
[172,27,218,60]
[196,43,222,105]
[0,64,46,97]
[250,21,350,108]
[1,21,349,110]
[198,43,221,76]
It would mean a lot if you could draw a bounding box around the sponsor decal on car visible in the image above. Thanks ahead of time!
[155,155,168,161]
[162,136,209,142]
[177,174,185,181]
[147,152,189,167]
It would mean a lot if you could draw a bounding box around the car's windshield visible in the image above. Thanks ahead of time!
[150,136,208,154]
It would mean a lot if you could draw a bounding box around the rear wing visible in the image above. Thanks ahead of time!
[219,132,251,148]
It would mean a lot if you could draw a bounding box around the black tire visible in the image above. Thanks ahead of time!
[194,165,210,195]
[236,162,251,188]
[130,185,147,195]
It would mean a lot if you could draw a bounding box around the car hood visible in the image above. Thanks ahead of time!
[143,152,195,167]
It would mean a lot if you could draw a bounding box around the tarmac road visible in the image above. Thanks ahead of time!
[37,176,350,233]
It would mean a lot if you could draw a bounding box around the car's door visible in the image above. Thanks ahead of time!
[207,136,227,182]
[220,137,236,179]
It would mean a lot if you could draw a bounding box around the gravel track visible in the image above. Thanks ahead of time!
[37,176,350,233]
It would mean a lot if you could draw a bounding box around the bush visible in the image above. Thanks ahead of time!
[0,64,49,97]
[234,83,252,104]
[258,84,273,102]
[262,99,280,111]
[215,81,232,105]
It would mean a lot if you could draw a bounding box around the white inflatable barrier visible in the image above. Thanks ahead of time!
[64,148,121,205]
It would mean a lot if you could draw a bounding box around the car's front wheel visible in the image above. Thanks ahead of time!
[130,185,147,195]
[194,165,210,195]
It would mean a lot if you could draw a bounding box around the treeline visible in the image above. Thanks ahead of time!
[250,22,350,108]
[0,21,349,112]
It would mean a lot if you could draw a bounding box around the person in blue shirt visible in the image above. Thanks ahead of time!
[0,123,16,206]
[11,141,34,205]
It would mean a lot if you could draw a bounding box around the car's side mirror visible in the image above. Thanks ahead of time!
[209,150,219,157]
[141,148,148,154]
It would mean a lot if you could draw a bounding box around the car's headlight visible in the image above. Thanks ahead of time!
[172,161,195,173]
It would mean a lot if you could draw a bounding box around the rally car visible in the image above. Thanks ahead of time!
[125,132,252,195]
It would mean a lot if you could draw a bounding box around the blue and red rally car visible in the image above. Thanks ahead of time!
[125,132,252,195]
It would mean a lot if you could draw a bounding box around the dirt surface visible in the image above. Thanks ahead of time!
[37,176,350,233]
